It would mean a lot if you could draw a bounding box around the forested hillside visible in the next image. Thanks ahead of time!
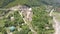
[0,0,15,8]
[41,0,60,7]
[0,0,60,8]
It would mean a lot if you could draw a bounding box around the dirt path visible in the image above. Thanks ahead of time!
[49,9,54,16]
[1,5,37,34]
[53,17,60,34]
[19,8,37,34]
[49,9,60,34]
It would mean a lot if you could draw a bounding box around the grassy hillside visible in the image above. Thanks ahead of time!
[0,0,55,34]
[32,6,54,34]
